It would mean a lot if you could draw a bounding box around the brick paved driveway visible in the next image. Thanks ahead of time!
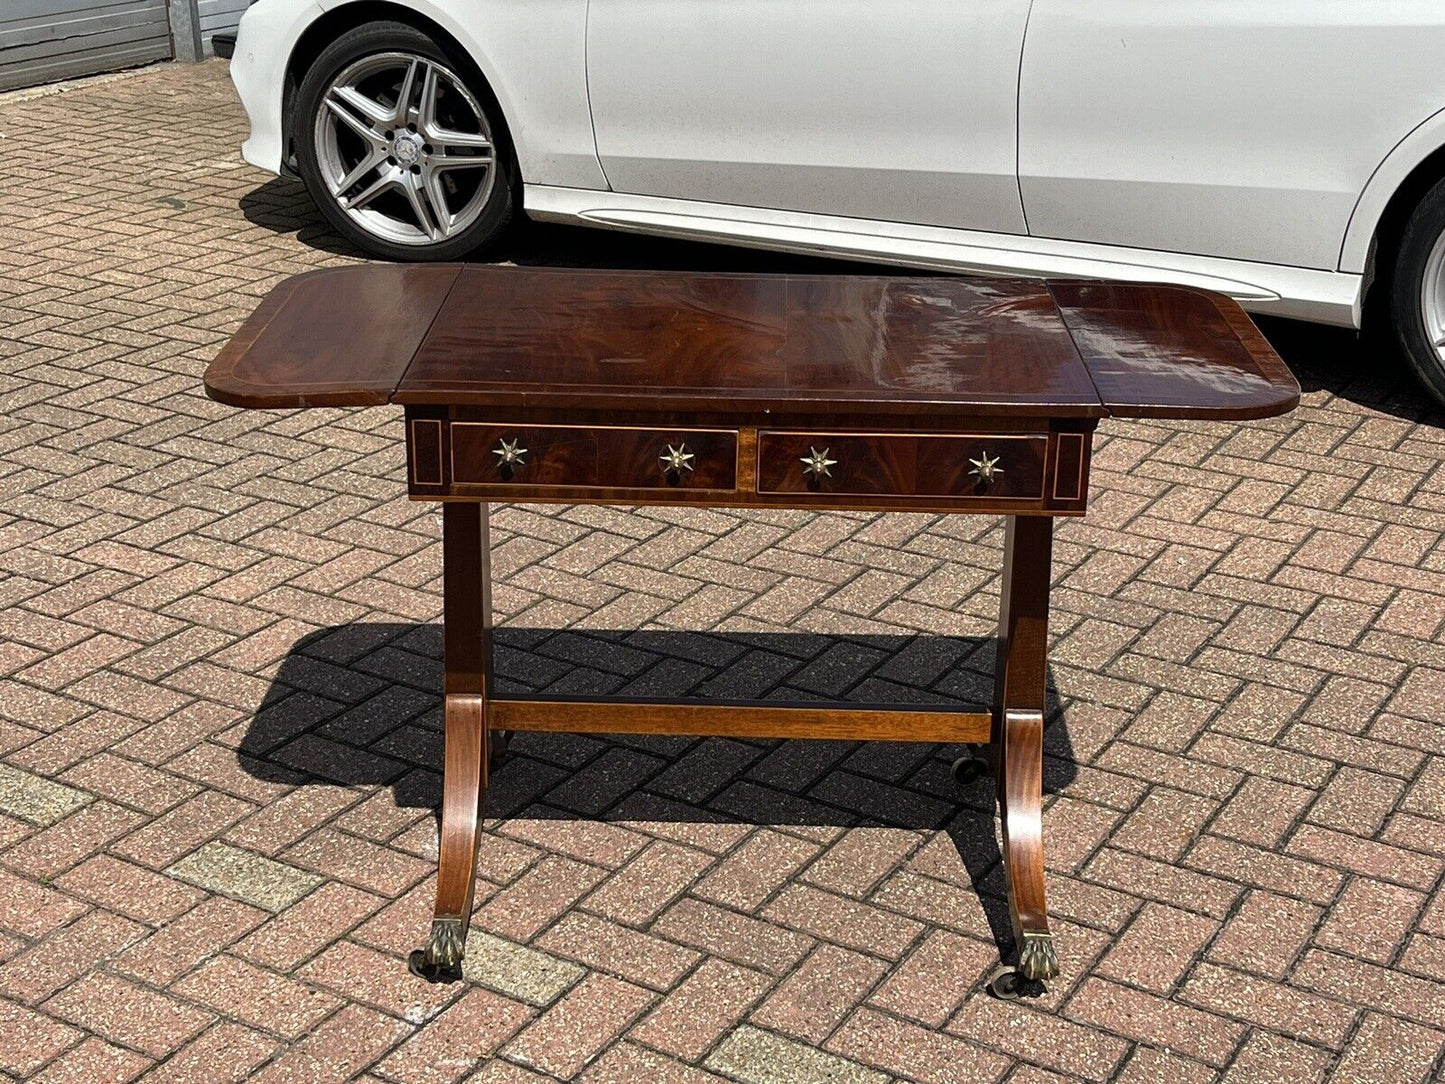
[3,59,1445,1084]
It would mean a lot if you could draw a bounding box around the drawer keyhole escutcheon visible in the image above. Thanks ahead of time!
[493,437,527,479]
[800,446,837,483]
[659,443,696,478]
[969,450,1003,485]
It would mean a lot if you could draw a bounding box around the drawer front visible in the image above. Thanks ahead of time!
[756,431,1047,500]
[449,423,738,491]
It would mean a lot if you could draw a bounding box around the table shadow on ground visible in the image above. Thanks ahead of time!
[238,622,1080,960]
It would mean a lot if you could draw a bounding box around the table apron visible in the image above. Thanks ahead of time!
[406,416,1092,515]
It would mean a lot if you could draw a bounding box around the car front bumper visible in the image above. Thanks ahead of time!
[230,0,324,174]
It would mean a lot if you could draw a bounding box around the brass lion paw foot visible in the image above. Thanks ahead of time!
[408,917,466,984]
[1018,932,1060,981]
[985,934,1058,1000]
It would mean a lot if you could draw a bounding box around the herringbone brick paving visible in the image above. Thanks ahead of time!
[2,59,1444,1083]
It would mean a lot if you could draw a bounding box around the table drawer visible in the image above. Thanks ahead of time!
[756,431,1047,501]
[446,423,738,492]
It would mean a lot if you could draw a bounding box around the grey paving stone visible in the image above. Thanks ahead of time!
[704,1025,890,1084]
[463,928,587,1006]
[0,762,91,825]
[166,841,322,911]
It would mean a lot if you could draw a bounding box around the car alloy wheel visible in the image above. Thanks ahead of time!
[1420,226,1445,376]
[313,51,497,248]
[1388,173,1445,407]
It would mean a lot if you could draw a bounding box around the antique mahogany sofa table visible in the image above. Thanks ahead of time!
[205,264,1298,996]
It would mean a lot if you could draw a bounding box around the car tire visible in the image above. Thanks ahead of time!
[1389,175,1445,407]
[293,21,516,262]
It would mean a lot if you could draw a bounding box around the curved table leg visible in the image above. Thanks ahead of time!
[992,516,1060,985]
[411,693,488,981]
[411,502,492,983]
[998,709,1058,981]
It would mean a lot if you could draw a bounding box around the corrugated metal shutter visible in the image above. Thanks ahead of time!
[198,0,247,55]
[0,0,173,92]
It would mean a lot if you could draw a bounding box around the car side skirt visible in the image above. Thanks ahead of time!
[525,184,1363,328]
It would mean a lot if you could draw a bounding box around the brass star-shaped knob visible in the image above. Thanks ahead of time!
[659,443,695,474]
[800,447,837,479]
[968,450,1003,483]
[492,437,527,469]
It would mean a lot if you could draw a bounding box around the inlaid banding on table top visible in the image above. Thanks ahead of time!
[203,265,1298,421]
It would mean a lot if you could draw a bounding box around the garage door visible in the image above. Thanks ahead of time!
[0,0,173,92]
[198,0,246,54]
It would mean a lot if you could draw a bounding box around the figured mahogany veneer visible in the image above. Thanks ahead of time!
[204,264,1300,991]
[409,416,1082,513]
[204,264,1298,422]
[207,265,462,408]
[449,422,739,492]
[756,431,1046,501]
[1047,281,1299,420]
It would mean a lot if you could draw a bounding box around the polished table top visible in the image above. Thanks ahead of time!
[204,265,1299,423]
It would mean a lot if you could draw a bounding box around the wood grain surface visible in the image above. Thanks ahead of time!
[431,502,492,928]
[449,422,739,492]
[489,698,992,744]
[204,266,1300,424]
[399,269,1104,418]
[1048,280,1300,420]
[993,517,1055,946]
[408,420,1080,515]
[998,709,1050,937]
[755,431,1046,500]
[204,264,462,409]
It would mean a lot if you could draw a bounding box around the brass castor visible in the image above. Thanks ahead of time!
[985,931,1058,999]
[985,962,1046,1001]
[951,744,990,785]
[408,917,465,984]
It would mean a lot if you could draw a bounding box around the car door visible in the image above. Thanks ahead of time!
[585,0,1031,235]
[1017,0,1445,271]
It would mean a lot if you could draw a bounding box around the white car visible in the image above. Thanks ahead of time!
[230,0,1445,404]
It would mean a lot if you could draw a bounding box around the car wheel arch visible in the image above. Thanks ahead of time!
[281,0,520,193]
[1342,104,1445,274]
[1355,139,1445,334]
